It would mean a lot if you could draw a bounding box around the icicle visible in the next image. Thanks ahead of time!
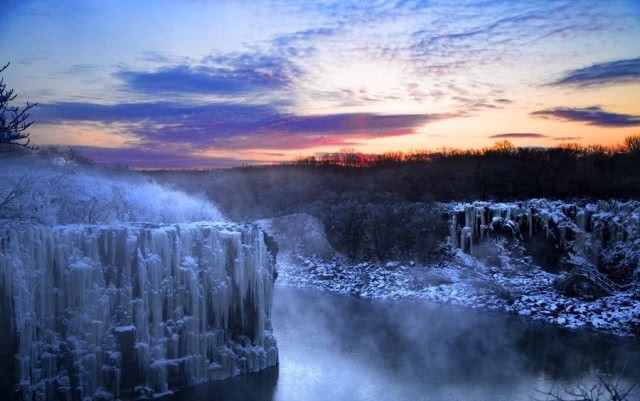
[0,222,278,400]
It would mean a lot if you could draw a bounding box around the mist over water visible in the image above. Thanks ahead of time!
[171,287,639,401]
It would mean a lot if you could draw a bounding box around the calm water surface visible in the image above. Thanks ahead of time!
[170,287,640,401]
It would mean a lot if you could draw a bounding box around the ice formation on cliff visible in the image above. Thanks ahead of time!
[449,200,639,265]
[0,222,278,400]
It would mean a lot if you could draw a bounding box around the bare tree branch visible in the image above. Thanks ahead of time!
[535,372,638,401]
[0,62,38,150]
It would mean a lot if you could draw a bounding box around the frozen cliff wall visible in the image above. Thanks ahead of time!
[448,200,640,281]
[0,222,278,400]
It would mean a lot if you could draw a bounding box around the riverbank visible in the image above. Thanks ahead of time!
[276,251,639,337]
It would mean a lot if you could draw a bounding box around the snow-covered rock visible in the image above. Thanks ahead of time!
[256,213,334,260]
[0,222,278,400]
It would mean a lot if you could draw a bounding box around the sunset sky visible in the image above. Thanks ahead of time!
[1,0,639,168]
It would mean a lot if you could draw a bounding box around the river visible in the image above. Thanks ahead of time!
[169,287,639,401]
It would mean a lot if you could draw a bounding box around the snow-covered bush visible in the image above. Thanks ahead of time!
[0,150,224,224]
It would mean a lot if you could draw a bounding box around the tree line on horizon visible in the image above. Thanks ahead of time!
[284,136,640,168]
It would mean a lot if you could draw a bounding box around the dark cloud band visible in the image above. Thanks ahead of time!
[115,54,296,96]
[71,146,260,169]
[530,106,640,127]
[550,57,640,87]
[36,101,458,151]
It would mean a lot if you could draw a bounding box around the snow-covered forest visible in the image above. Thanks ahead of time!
[1,150,222,225]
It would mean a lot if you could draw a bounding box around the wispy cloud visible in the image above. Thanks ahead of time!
[489,133,547,138]
[407,2,611,77]
[549,57,640,87]
[59,64,101,75]
[114,29,321,100]
[271,26,340,52]
[553,136,582,141]
[531,106,640,127]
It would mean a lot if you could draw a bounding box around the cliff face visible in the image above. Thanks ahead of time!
[449,200,639,277]
[0,222,278,400]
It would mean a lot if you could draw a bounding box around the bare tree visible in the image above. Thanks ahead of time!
[537,372,637,401]
[0,62,38,149]
[624,135,640,155]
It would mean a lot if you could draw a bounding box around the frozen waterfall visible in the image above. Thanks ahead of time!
[0,222,278,400]
[448,200,639,270]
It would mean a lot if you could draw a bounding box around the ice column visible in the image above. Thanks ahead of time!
[0,222,278,401]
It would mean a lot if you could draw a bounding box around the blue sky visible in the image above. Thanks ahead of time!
[1,0,639,167]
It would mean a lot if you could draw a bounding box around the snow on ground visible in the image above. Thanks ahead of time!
[276,250,639,337]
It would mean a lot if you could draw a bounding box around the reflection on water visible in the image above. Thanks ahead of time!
[170,287,639,401]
